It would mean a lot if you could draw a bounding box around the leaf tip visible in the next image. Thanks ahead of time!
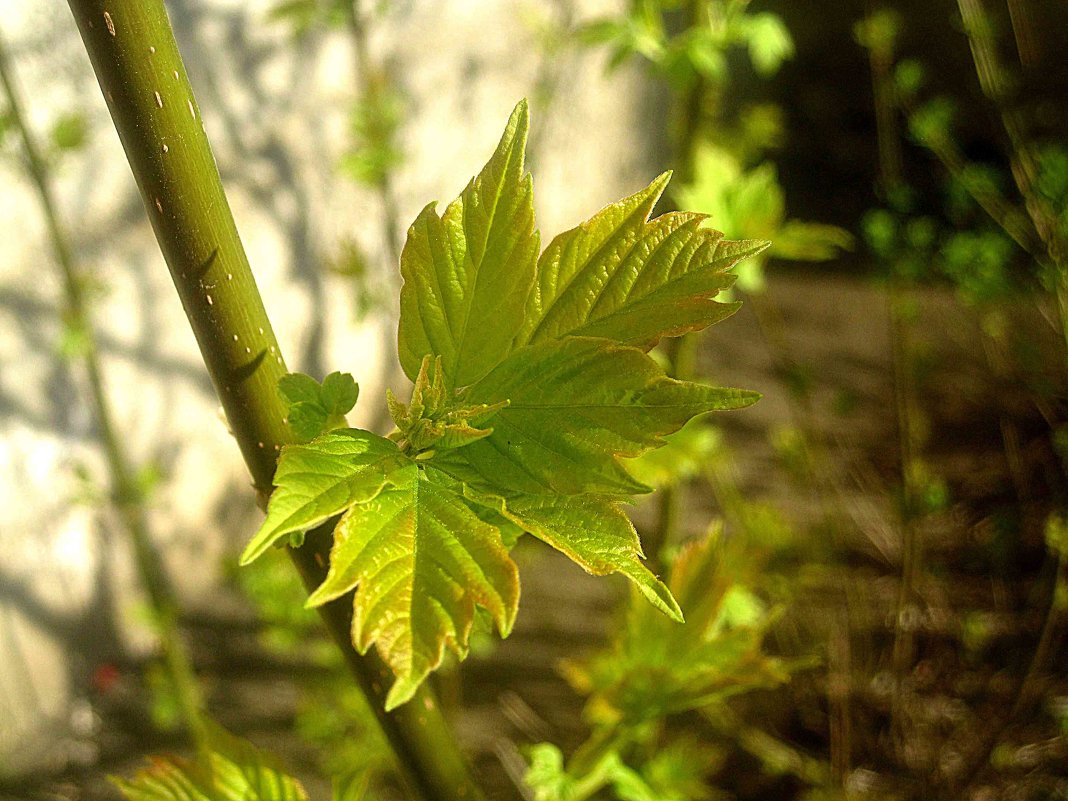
[644,580,685,623]
[512,96,530,122]
[303,584,331,609]
[238,539,265,567]
[498,598,519,638]
[383,675,421,711]
[738,389,763,407]
[744,238,773,259]
[501,98,531,155]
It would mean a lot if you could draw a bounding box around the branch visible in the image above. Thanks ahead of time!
[0,26,205,743]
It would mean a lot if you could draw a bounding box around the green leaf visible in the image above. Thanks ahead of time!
[321,371,360,415]
[112,721,308,801]
[516,172,765,350]
[743,12,795,76]
[278,372,322,406]
[771,221,855,262]
[285,403,329,443]
[50,112,89,152]
[305,463,519,709]
[240,430,405,565]
[398,100,539,388]
[435,336,759,496]
[278,372,359,442]
[498,494,682,621]
[623,418,720,489]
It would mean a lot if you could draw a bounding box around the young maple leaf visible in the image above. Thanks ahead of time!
[243,99,766,708]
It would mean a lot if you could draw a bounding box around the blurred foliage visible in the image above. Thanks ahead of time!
[326,237,391,322]
[579,0,793,84]
[677,143,853,292]
[269,0,406,323]
[856,6,1068,309]
[562,530,790,726]
[236,556,394,793]
[578,0,850,293]
[525,525,808,801]
[4,2,1065,799]
[49,111,88,153]
[113,721,309,801]
[624,418,720,490]
[338,73,405,190]
[267,0,350,36]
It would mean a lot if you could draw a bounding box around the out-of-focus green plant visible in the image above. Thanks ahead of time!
[524,528,795,801]
[0,26,207,753]
[338,74,404,190]
[237,556,394,795]
[269,0,407,319]
[857,5,1067,316]
[112,721,311,801]
[579,0,793,83]
[578,0,850,295]
[677,144,853,292]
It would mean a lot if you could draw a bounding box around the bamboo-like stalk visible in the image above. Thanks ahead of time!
[0,28,206,746]
[859,7,926,757]
[955,0,1068,362]
[63,3,488,799]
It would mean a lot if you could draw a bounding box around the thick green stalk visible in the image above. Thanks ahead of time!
[64,3,487,799]
[0,28,205,746]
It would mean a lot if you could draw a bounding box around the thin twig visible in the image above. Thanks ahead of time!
[0,26,206,746]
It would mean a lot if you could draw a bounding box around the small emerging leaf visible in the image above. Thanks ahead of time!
[278,372,359,442]
[389,356,507,453]
[321,371,360,415]
[278,372,322,406]
[240,430,404,565]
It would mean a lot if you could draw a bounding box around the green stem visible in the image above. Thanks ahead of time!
[955,0,1068,360]
[648,333,698,566]
[0,27,206,747]
[650,0,713,567]
[861,12,925,757]
[897,83,1041,256]
[64,3,488,799]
